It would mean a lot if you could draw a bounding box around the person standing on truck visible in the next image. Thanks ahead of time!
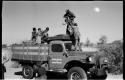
[31,27,37,43]
[72,24,81,50]
[41,27,49,43]
[37,28,43,43]
[69,27,80,51]
[64,9,80,50]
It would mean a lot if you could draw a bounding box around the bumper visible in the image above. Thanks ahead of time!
[88,67,107,79]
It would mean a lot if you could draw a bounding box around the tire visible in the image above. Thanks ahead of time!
[22,65,34,79]
[67,67,87,80]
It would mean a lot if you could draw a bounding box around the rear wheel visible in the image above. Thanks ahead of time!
[22,65,34,79]
[67,67,87,80]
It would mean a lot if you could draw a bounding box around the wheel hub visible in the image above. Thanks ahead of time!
[70,72,81,80]
[24,67,31,76]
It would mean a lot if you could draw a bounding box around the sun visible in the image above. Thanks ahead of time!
[94,7,100,13]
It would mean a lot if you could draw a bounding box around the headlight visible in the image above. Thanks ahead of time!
[81,57,94,63]
[104,59,108,63]
[86,56,93,62]
[88,57,92,62]
[103,57,108,63]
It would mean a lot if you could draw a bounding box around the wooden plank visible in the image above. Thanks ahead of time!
[31,55,40,61]
[12,44,49,61]
[12,54,23,60]
[28,49,39,52]
[27,52,39,55]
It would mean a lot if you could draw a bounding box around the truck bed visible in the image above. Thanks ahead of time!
[11,43,49,62]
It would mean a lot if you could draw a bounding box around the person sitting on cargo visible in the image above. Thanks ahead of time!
[37,28,43,43]
[41,27,49,43]
[31,27,37,43]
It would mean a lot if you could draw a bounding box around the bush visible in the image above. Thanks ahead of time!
[97,40,123,74]
[2,44,7,48]
[118,61,123,74]
[108,65,117,73]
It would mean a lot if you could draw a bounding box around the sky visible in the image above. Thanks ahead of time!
[2,1,123,45]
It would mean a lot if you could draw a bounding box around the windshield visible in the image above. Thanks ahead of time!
[64,43,73,51]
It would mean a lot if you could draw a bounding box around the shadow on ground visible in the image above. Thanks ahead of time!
[15,71,67,80]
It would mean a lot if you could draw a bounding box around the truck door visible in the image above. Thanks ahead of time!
[49,42,66,69]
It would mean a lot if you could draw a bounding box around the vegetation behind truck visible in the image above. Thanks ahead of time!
[11,35,108,80]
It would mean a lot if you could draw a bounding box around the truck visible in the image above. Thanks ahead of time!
[11,34,108,80]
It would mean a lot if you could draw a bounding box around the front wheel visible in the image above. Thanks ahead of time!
[22,65,34,79]
[67,67,87,80]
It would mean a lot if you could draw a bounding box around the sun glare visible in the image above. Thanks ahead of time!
[94,7,100,13]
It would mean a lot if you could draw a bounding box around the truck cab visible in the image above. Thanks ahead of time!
[48,41,95,71]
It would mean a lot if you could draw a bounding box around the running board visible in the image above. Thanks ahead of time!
[49,69,67,73]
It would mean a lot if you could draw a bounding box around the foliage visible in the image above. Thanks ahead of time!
[97,40,123,74]
[2,44,7,48]
[84,38,94,47]
[98,35,107,44]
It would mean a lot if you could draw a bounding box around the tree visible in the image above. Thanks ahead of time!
[2,44,7,48]
[79,42,84,47]
[84,38,90,47]
[84,38,94,47]
[99,35,107,44]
